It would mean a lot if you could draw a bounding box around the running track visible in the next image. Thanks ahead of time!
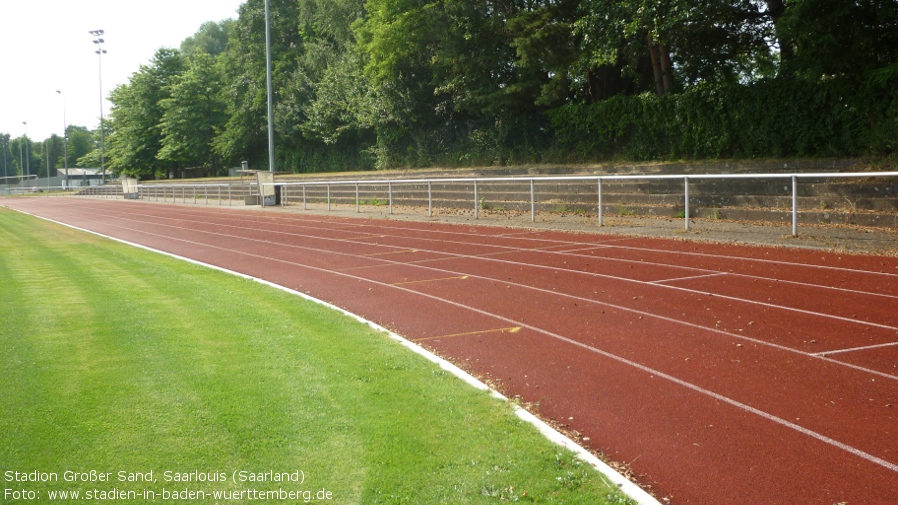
[4,197,898,504]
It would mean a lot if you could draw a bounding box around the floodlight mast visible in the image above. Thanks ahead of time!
[56,91,68,180]
[22,122,30,184]
[265,0,275,173]
[90,30,107,184]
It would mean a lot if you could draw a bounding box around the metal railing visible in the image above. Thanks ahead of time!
[2,186,82,197]
[68,171,898,237]
[268,171,898,237]
[72,182,251,204]
[137,183,239,206]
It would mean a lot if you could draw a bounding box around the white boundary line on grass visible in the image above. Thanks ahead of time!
[7,206,660,505]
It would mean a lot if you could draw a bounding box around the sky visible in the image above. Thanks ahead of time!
[1,0,247,142]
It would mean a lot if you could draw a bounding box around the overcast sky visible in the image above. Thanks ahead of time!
[1,0,246,142]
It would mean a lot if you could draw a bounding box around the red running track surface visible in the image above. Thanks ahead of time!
[5,197,898,504]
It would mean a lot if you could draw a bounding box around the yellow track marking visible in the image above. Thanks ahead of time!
[361,249,418,257]
[391,275,469,286]
[414,326,521,342]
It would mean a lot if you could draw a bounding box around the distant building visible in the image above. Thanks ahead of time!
[55,168,104,187]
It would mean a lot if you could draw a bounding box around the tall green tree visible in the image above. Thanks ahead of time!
[64,126,95,168]
[778,0,898,80]
[37,135,65,177]
[215,0,304,170]
[106,48,186,178]
[7,136,35,178]
[278,0,369,171]
[180,20,234,57]
[355,0,575,166]
[0,134,11,180]
[158,52,228,174]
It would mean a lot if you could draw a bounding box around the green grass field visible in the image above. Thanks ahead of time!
[0,208,634,504]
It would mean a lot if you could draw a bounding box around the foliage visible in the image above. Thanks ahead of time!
[214,0,305,171]
[547,75,896,161]
[1,134,13,178]
[65,126,96,168]
[5,136,37,178]
[180,20,234,57]
[158,52,228,174]
[106,49,186,179]
[6,0,898,177]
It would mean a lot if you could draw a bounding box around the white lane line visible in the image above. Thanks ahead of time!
[97,204,898,334]
[40,205,898,382]
[549,245,609,254]
[123,201,898,301]
[20,205,898,478]
[601,243,898,279]
[66,199,898,299]
[651,272,729,284]
[494,230,543,237]
[723,273,898,301]
[10,205,660,505]
[78,197,898,281]
[191,201,898,279]
[813,341,898,357]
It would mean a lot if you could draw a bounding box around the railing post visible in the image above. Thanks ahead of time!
[474,180,479,219]
[792,175,798,237]
[428,181,433,217]
[356,183,360,213]
[327,183,331,211]
[684,176,690,231]
[303,185,307,210]
[218,186,221,205]
[530,179,535,222]
[388,182,393,214]
[597,178,603,226]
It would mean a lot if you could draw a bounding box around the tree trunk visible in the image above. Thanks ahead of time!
[659,42,674,94]
[647,34,665,96]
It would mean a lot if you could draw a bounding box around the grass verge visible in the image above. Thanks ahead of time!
[0,208,634,504]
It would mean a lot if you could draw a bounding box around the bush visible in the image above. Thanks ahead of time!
[546,76,895,162]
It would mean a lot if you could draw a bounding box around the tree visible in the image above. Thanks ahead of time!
[0,134,11,180]
[215,0,304,170]
[8,136,35,179]
[75,121,110,169]
[38,135,65,177]
[180,20,234,57]
[64,126,95,168]
[355,0,569,166]
[106,48,186,178]
[778,0,898,80]
[158,52,228,174]
[574,0,780,96]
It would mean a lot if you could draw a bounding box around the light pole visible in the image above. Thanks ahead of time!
[22,122,30,186]
[56,90,69,187]
[90,30,107,184]
[44,139,51,192]
[2,135,7,186]
[18,133,23,186]
[264,0,275,173]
